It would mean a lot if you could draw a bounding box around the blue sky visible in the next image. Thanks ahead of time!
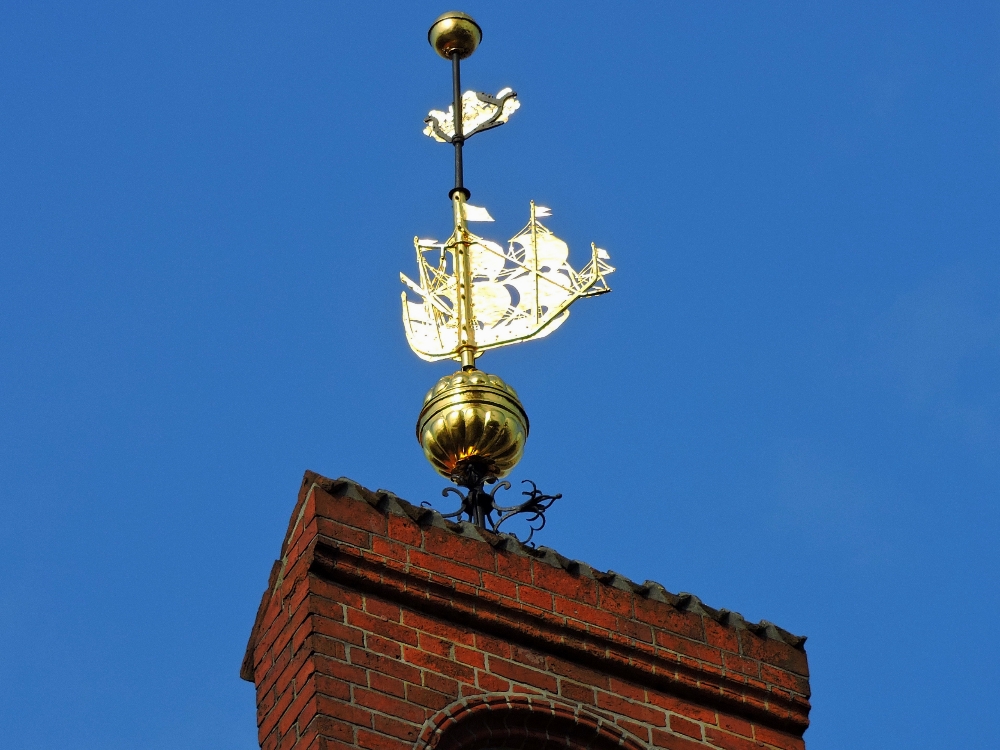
[1,2,998,748]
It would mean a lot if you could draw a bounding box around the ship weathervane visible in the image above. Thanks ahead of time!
[401,202,614,362]
[402,12,615,539]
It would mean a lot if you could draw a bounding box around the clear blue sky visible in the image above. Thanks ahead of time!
[1,2,997,748]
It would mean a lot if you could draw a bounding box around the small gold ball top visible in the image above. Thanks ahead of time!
[428,11,482,60]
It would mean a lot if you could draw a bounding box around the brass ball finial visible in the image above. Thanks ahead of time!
[428,11,482,60]
[417,369,528,484]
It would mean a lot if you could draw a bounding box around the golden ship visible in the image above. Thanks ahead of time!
[401,201,614,362]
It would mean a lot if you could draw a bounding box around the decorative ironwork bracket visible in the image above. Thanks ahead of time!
[426,473,561,546]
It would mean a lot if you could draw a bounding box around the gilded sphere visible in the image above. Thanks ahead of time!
[427,11,482,60]
[417,369,528,482]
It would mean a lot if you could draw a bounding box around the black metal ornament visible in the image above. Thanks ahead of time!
[425,471,561,546]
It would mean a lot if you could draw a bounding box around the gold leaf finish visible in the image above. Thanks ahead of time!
[401,200,614,363]
[417,369,528,480]
[427,12,482,60]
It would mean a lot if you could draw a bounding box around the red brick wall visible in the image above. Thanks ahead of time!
[242,472,810,750]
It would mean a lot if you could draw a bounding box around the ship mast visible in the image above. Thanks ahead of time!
[530,200,540,324]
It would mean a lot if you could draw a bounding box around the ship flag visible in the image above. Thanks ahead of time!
[462,203,494,222]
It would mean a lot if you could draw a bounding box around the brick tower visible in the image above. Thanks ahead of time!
[241,472,810,750]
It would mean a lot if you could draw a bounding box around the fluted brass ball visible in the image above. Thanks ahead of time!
[417,369,528,482]
[428,11,482,60]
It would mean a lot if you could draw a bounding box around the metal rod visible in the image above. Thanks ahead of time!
[448,51,476,368]
[452,192,477,369]
[473,491,485,527]
[450,51,466,198]
[530,201,539,323]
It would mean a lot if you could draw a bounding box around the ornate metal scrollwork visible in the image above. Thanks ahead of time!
[426,470,561,546]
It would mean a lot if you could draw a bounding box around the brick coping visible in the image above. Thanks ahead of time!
[247,471,805,652]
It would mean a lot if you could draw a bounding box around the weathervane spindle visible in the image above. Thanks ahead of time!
[399,11,616,538]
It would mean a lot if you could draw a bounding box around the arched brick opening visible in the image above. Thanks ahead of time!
[415,694,650,750]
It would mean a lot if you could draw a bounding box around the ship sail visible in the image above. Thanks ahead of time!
[401,203,614,363]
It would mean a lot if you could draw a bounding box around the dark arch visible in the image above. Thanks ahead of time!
[414,693,650,750]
